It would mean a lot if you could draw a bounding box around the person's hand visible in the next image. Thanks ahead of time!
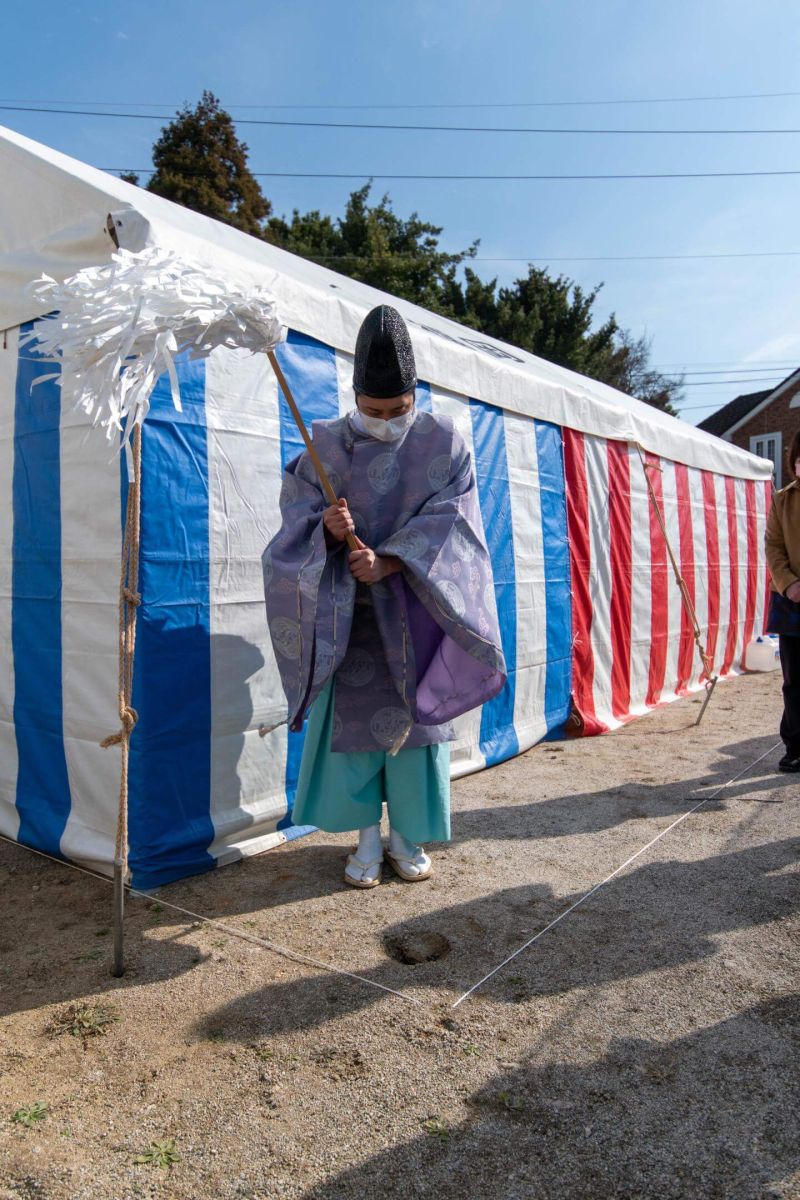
[322,498,354,543]
[786,580,800,603]
[348,537,398,585]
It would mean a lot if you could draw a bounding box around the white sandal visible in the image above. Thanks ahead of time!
[385,847,432,882]
[344,851,383,889]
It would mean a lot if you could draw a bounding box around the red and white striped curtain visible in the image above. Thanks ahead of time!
[563,430,771,735]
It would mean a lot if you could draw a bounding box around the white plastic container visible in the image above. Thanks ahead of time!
[744,635,780,672]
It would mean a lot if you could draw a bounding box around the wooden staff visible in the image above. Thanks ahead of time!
[267,350,359,551]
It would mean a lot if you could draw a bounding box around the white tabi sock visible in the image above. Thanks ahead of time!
[355,823,383,863]
[387,827,432,879]
[388,827,420,859]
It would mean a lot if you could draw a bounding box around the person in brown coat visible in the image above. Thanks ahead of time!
[765,428,800,772]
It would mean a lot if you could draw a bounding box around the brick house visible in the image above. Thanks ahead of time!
[698,368,800,487]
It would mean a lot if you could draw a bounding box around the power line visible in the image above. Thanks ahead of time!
[86,228,800,262]
[102,166,800,181]
[88,230,800,264]
[653,359,799,369]
[6,89,800,110]
[3,103,800,135]
[670,367,797,376]
[679,370,791,379]
[675,375,788,386]
[676,400,786,411]
[424,251,800,262]
[676,402,748,411]
[86,174,800,261]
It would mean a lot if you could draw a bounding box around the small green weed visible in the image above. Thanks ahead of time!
[12,1102,48,1127]
[422,1117,450,1140]
[134,1137,181,1169]
[643,1055,677,1083]
[49,1002,120,1041]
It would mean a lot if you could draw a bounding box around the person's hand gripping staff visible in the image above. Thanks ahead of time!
[323,498,400,585]
[322,497,355,544]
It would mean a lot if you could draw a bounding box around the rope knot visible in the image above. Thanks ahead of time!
[100,705,139,749]
[122,586,141,606]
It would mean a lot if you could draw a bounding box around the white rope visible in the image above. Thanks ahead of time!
[0,740,783,1015]
[0,833,420,1006]
[450,740,783,1009]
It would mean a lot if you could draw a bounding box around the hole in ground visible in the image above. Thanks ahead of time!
[383,930,451,965]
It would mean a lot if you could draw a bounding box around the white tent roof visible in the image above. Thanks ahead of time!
[0,123,771,480]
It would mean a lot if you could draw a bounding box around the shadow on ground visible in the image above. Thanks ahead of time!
[0,734,793,1026]
[300,996,800,1200]
[457,735,792,844]
[186,834,799,1040]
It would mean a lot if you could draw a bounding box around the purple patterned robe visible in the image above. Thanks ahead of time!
[263,409,506,752]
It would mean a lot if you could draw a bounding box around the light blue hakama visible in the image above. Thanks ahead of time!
[292,676,451,843]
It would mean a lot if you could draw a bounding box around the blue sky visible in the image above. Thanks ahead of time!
[2,0,799,423]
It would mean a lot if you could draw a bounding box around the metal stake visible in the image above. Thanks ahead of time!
[694,675,718,727]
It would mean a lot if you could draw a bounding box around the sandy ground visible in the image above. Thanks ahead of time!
[0,670,798,1200]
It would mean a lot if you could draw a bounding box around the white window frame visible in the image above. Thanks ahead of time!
[750,431,782,481]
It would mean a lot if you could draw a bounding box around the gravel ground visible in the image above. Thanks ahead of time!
[0,671,798,1200]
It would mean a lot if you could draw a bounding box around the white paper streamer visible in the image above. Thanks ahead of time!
[22,247,286,445]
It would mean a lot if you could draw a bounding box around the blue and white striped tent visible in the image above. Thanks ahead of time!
[0,125,771,889]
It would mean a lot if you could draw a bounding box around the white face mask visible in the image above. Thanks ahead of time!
[352,407,415,442]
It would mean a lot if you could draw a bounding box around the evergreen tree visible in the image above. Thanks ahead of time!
[146,91,271,236]
[482,268,621,377]
[450,267,681,414]
[135,95,683,414]
[603,329,683,415]
[266,183,477,315]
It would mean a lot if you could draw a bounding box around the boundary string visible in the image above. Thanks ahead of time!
[450,740,783,1008]
[0,740,782,1014]
[0,833,420,1006]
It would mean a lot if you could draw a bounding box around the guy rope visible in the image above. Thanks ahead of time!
[99,424,142,976]
[635,443,718,725]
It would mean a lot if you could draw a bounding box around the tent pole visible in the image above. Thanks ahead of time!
[112,858,125,976]
[102,423,142,980]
